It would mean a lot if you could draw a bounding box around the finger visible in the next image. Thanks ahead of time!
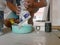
[16,11,20,15]
[17,8,21,11]
[17,6,21,9]
[24,2,28,8]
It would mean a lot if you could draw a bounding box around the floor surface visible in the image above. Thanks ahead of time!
[0,31,60,45]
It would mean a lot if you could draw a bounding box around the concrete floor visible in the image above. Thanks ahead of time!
[0,31,60,45]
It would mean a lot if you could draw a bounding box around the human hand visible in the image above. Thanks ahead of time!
[16,6,21,15]
[23,0,34,8]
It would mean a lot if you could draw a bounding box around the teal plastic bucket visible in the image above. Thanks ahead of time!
[12,24,32,34]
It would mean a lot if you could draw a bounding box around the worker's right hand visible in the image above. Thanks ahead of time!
[23,0,34,8]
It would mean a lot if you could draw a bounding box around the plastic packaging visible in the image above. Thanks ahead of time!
[18,0,31,26]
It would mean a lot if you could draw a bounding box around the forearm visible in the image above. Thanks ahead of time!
[34,0,47,8]
[6,2,17,12]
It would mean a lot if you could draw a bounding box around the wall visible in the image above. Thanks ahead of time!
[50,0,60,26]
